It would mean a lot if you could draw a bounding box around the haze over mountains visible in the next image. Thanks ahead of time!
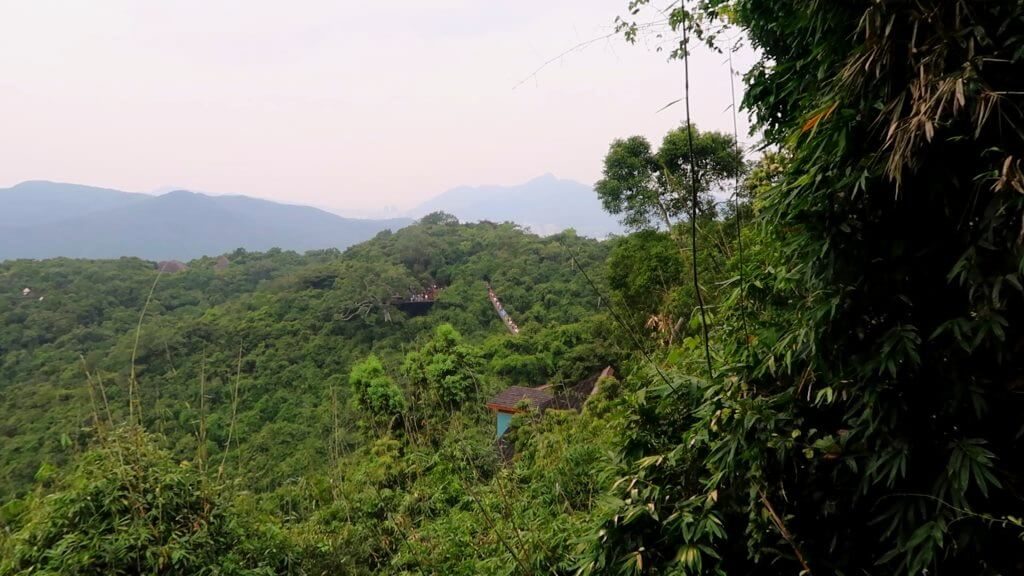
[0,176,622,261]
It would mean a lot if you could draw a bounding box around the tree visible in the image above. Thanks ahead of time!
[349,355,406,432]
[402,324,481,414]
[583,1,1024,575]
[329,260,417,323]
[419,211,460,226]
[595,124,743,231]
[607,230,687,341]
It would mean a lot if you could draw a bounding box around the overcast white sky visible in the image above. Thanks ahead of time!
[0,1,756,216]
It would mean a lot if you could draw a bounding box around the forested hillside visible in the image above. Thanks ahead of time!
[0,217,614,497]
[0,215,637,574]
[2,1,1023,574]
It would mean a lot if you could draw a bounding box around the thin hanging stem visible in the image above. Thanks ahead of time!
[760,489,813,574]
[682,22,715,380]
[560,240,678,393]
[728,43,753,356]
[217,346,244,483]
[80,356,106,435]
[457,445,532,574]
[197,351,208,476]
[96,369,114,428]
[129,268,163,425]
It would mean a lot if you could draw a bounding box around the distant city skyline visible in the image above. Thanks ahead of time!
[0,1,756,214]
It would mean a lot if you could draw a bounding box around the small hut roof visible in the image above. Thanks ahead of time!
[550,366,615,411]
[157,260,188,273]
[486,386,555,413]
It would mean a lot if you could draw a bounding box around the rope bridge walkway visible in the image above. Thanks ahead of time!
[486,282,520,335]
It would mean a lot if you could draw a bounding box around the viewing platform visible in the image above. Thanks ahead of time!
[392,285,443,316]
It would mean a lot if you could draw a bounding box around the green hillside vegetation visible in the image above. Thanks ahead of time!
[0,210,667,574]
[0,158,751,574]
[0,219,615,496]
[3,1,1024,574]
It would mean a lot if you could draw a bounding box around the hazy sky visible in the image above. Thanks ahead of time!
[0,1,756,216]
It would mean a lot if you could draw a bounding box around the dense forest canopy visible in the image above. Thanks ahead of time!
[0,219,614,498]
[590,1,1024,574]
[1,217,629,574]
[2,0,1023,574]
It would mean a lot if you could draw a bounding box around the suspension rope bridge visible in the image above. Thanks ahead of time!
[486,282,520,335]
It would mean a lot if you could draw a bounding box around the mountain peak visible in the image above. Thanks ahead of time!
[13,179,56,188]
[160,189,202,198]
[9,180,128,193]
[528,173,559,184]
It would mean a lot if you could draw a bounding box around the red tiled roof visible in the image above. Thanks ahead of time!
[486,386,555,413]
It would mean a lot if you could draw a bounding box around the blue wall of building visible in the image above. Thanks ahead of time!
[496,411,513,438]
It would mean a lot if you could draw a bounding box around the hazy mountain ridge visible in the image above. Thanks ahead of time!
[410,174,623,237]
[0,181,149,228]
[0,175,620,260]
[0,182,412,261]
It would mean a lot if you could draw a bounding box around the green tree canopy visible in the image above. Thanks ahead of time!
[607,230,688,340]
[418,211,460,226]
[402,323,481,414]
[595,124,743,230]
[349,355,406,431]
[582,1,1024,575]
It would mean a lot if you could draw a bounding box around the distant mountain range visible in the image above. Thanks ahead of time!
[0,181,412,261]
[409,174,623,238]
[0,175,622,261]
